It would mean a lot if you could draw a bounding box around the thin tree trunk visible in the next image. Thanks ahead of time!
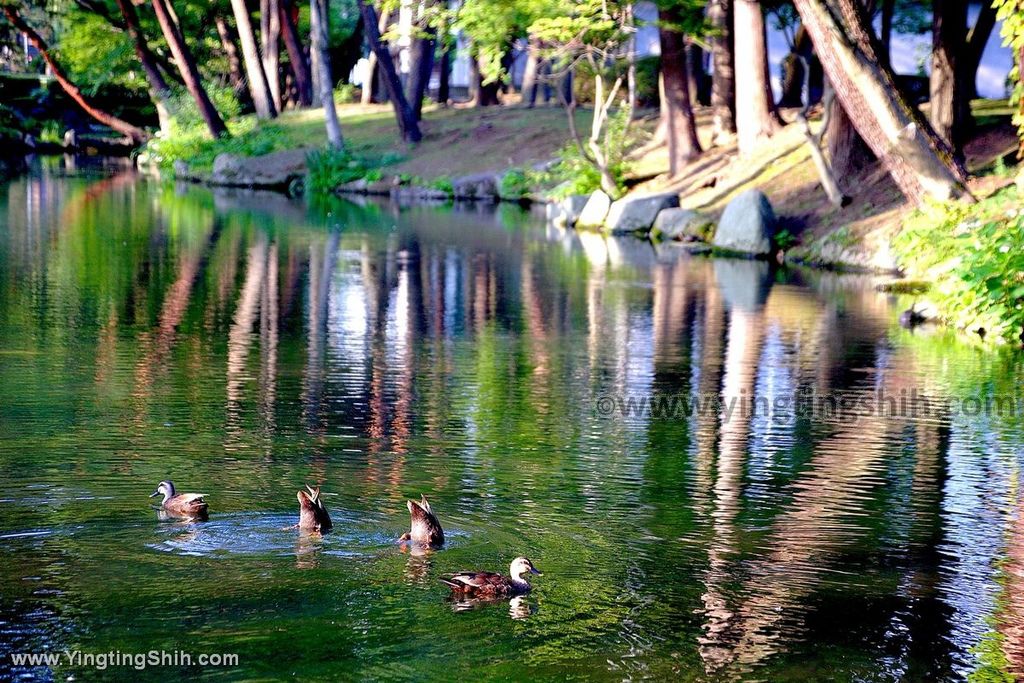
[113,0,172,134]
[708,0,736,144]
[150,0,228,138]
[311,0,343,147]
[826,96,875,182]
[734,0,778,155]
[659,7,703,175]
[879,0,894,67]
[791,0,970,203]
[261,0,282,112]
[356,0,422,142]
[520,36,541,108]
[930,0,969,154]
[229,0,277,118]
[964,1,997,101]
[361,7,390,105]
[3,6,149,142]
[215,16,251,105]
[687,41,704,107]
[406,22,436,121]
[800,71,845,207]
[436,42,450,105]
[280,0,312,106]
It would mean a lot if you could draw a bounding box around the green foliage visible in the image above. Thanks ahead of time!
[499,169,529,198]
[994,0,1024,152]
[306,148,405,194]
[894,187,1024,343]
[336,83,361,103]
[773,228,797,251]
[39,119,63,145]
[56,9,145,96]
[532,111,634,199]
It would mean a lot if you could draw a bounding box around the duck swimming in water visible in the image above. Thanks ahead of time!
[441,557,542,597]
[399,495,444,548]
[149,480,208,520]
[297,485,332,533]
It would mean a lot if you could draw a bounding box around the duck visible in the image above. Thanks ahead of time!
[441,557,542,597]
[296,485,332,533]
[399,495,444,548]
[149,480,208,520]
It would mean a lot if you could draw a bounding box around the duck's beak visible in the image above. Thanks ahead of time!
[530,566,542,576]
[149,489,161,498]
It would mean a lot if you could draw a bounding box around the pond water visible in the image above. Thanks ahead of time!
[2,160,1024,681]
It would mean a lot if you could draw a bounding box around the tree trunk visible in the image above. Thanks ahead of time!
[215,16,252,106]
[261,0,282,112]
[687,41,704,107]
[879,0,894,67]
[826,96,875,183]
[356,0,422,142]
[113,0,172,134]
[930,0,969,155]
[707,0,736,144]
[473,55,502,107]
[964,1,997,101]
[520,36,541,108]
[791,0,970,203]
[406,24,436,121]
[658,7,703,174]
[3,6,149,143]
[436,43,450,105]
[150,0,228,138]
[229,0,277,119]
[310,0,343,148]
[360,8,390,105]
[280,0,312,106]
[734,0,778,155]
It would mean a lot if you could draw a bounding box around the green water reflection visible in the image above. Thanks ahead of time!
[1,161,1024,681]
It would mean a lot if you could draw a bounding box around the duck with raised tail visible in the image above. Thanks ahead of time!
[441,557,542,597]
[149,480,208,520]
[399,495,444,549]
[296,485,332,533]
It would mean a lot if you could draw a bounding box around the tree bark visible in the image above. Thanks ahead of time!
[360,7,390,105]
[406,24,436,121]
[791,0,970,203]
[229,0,277,119]
[658,7,703,174]
[473,55,502,107]
[113,0,172,134]
[261,0,282,112]
[687,41,704,106]
[310,0,343,147]
[734,0,778,155]
[215,16,252,106]
[826,96,875,183]
[150,0,228,138]
[707,0,736,144]
[930,0,969,154]
[520,36,541,108]
[436,42,450,105]
[356,0,422,142]
[280,0,312,106]
[2,6,149,143]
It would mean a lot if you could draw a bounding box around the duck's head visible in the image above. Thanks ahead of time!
[149,480,175,502]
[297,485,332,532]
[510,557,542,580]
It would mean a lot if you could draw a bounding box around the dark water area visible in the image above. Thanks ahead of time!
[1,160,1024,681]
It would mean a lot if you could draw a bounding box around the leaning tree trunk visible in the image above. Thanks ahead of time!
[215,16,252,107]
[356,0,422,142]
[229,0,277,118]
[406,22,436,121]
[930,0,969,155]
[280,0,312,106]
[360,7,390,105]
[826,97,875,183]
[734,0,778,155]
[658,7,703,174]
[261,0,282,112]
[150,0,228,138]
[2,7,149,143]
[791,0,970,203]
[707,0,736,144]
[114,0,172,134]
[310,0,343,147]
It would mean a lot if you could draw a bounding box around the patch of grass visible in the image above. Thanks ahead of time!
[894,185,1024,343]
[875,280,931,294]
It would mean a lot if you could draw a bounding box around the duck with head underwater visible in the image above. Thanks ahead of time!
[149,480,208,520]
[441,557,542,597]
[399,495,444,549]
[296,485,332,533]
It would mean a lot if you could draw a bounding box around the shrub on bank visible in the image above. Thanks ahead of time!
[894,185,1024,344]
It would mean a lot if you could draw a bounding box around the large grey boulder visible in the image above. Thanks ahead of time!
[547,194,590,227]
[652,208,712,241]
[575,190,612,229]
[451,173,499,200]
[211,148,309,188]
[712,189,777,256]
[604,192,680,235]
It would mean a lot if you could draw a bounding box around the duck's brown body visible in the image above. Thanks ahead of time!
[150,481,208,520]
[400,495,444,548]
[297,485,332,533]
[441,557,541,598]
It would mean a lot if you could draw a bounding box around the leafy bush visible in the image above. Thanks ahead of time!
[336,83,361,103]
[306,148,399,194]
[499,169,530,198]
[894,186,1024,343]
